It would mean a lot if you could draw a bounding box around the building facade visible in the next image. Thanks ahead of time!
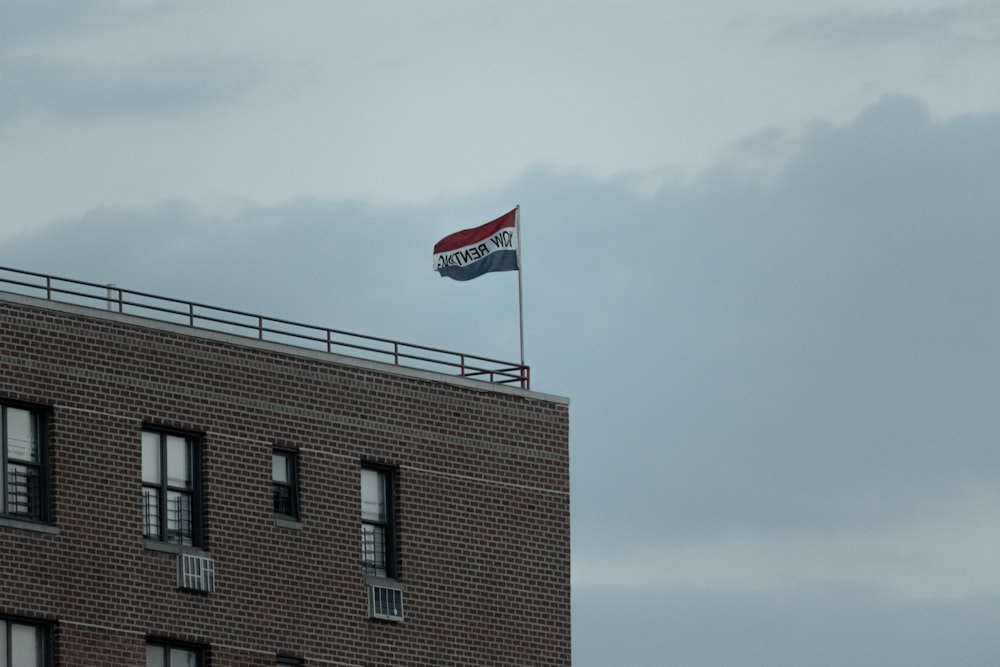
[0,282,570,666]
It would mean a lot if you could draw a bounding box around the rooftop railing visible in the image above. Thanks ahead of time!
[0,265,529,389]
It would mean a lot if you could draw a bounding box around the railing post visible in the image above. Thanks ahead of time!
[46,276,51,300]
[327,329,332,354]
[459,354,466,377]
[189,303,195,327]
[258,317,264,340]
[393,342,399,366]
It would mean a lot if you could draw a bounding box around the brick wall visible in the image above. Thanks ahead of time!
[0,296,570,666]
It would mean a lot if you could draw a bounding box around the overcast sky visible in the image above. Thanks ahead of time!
[4,1,1000,664]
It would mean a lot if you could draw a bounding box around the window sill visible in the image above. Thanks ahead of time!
[274,517,303,530]
[0,517,58,535]
[364,574,404,590]
[143,540,211,557]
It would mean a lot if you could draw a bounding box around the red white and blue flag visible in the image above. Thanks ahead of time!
[433,208,519,281]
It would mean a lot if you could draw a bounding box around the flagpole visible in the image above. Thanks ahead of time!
[516,205,525,370]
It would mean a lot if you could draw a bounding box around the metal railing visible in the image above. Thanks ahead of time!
[0,265,529,389]
[143,489,194,546]
[362,524,388,578]
[6,467,41,520]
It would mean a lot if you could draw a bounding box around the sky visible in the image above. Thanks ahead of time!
[3,1,1000,664]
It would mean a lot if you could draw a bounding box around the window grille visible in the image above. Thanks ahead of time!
[142,429,200,547]
[1,402,47,522]
[361,466,395,578]
[143,489,159,539]
[272,449,299,520]
[273,485,296,517]
[167,494,193,546]
[361,524,387,577]
[143,491,193,545]
[6,467,40,519]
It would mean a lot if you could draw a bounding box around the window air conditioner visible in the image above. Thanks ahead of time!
[369,583,404,621]
[177,553,216,593]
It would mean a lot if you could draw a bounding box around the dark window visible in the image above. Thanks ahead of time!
[0,617,49,667]
[361,465,396,578]
[146,640,204,666]
[276,656,302,666]
[1,402,47,522]
[272,449,299,520]
[142,429,201,547]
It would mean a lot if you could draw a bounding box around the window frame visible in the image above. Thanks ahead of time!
[145,638,206,666]
[0,400,49,523]
[361,463,398,580]
[142,427,203,548]
[272,448,300,521]
[0,615,51,667]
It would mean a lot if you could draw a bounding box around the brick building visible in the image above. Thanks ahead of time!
[0,269,570,666]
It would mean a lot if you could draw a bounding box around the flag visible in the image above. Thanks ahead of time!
[432,208,519,281]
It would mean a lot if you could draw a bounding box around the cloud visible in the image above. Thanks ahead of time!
[0,0,114,50]
[772,4,1000,53]
[574,486,1000,601]
[0,55,261,123]
[0,1,265,125]
[555,95,1000,547]
[5,91,1000,666]
[574,584,1000,667]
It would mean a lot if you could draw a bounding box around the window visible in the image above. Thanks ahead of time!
[272,449,299,520]
[276,656,302,666]
[1,402,47,522]
[361,465,396,578]
[142,429,201,546]
[146,640,203,666]
[0,618,48,666]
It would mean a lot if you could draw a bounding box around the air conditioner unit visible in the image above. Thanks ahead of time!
[177,553,216,593]
[369,583,404,621]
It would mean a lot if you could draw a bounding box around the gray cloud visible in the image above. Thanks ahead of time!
[558,95,1000,545]
[0,1,261,123]
[0,0,114,50]
[773,3,1000,52]
[7,95,1000,540]
[0,55,262,122]
[4,94,1000,665]
[575,585,1000,667]
[775,3,1000,48]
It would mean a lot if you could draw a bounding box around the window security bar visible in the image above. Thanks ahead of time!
[143,491,193,545]
[166,495,193,546]
[273,485,295,517]
[361,526,388,578]
[6,468,41,520]
[142,490,159,540]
